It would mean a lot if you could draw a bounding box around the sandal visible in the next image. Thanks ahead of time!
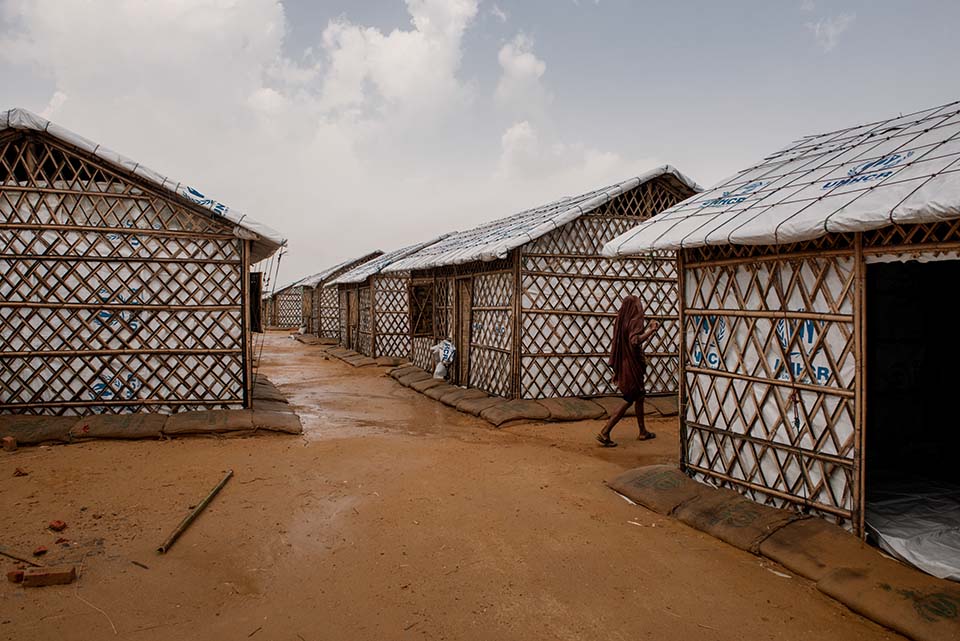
[637,431,657,441]
[596,434,618,448]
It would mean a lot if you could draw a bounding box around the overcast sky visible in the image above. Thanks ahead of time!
[3,0,958,286]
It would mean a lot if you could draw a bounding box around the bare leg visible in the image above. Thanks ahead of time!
[598,400,630,443]
[635,399,656,440]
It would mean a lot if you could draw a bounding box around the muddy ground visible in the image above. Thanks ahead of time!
[0,333,903,640]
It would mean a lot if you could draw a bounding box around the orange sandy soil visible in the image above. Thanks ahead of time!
[0,333,903,641]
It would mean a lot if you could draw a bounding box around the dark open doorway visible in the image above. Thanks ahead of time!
[865,259,960,580]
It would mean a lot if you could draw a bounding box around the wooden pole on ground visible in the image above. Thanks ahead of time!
[157,470,234,554]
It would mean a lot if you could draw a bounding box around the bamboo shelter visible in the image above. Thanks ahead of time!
[0,108,285,415]
[603,99,960,568]
[330,238,447,358]
[385,168,699,399]
[299,251,383,337]
[264,277,306,330]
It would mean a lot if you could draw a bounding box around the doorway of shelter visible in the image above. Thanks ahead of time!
[865,259,960,581]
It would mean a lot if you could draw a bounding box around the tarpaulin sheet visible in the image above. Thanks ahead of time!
[867,481,960,582]
[604,100,960,256]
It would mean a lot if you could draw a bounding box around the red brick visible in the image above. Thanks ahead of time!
[6,569,24,583]
[1,436,16,452]
[32,546,47,557]
[22,565,76,587]
[48,520,67,532]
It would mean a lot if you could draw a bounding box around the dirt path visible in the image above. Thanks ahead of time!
[0,333,903,641]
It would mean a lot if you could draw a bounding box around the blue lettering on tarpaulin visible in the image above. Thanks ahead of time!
[773,314,832,384]
[93,287,143,331]
[90,373,142,401]
[822,151,913,189]
[184,186,229,216]
[690,314,725,369]
[699,181,766,209]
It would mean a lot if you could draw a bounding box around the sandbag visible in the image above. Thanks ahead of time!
[0,415,74,444]
[251,410,303,434]
[674,487,800,553]
[537,397,605,421]
[70,413,166,440]
[607,465,706,515]
[480,400,550,427]
[163,410,254,435]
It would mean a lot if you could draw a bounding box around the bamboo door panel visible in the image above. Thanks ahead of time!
[455,278,472,386]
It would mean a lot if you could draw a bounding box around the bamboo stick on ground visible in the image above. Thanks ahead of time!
[157,470,234,554]
[0,545,43,567]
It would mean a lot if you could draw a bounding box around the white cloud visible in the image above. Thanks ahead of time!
[0,0,645,284]
[494,33,549,119]
[491,3,507,22]
[807,14,855,52]
[799,0,815,12]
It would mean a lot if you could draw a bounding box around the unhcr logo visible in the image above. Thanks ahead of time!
[691,315,725,368]
[184,186,229,216]
[773,315,832,384]
[822,151,913,190]
[698,181,766,208]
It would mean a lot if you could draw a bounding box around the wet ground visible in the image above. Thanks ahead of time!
[0,332,903,640]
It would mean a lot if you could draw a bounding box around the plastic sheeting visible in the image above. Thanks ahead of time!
[299,251,384,289]
[866,482,960,582]
[604,100,960,256]
[386,167,701,272]
[2,108,285,263]
[330,236,450,285]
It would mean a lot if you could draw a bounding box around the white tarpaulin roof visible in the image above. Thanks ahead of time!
[603,100,960,255]
[386,166,700,272]
[2,107,286,263]
[300,251,384,288]
[330,236,450,285]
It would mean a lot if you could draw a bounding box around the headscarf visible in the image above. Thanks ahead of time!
[609,295,647,399]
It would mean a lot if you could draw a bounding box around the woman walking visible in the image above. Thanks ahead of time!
[597,295,659,447]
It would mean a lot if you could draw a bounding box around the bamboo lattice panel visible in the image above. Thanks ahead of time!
[519,207,681,399]
[411,336,433,372]
[338,290,348,347]
[433,276,458,381]
[357,286,372,357]
[682,252,857,524]
[318,285,339,339]
[0,134,246,414]
[301,288,313,333]
[862,218,960,250]
[372,276,411,359]
[468,271,512,398]
[274,287,301,328]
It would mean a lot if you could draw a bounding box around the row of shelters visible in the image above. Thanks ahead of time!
[1,108,285,414]
[312,169,699,400]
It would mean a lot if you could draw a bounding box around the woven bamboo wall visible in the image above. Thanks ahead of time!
[318,285,340,340]
[680,234,859,527]
[0,132,248,415]
[411,336,433,372]
[274,287,301,328]
[357,285,372,356]
[469,270,514,398]
[372,274,411,359]
[338,289,349,347]
[301,288,314,334]
[434,276,456,381]
[680,221,960,531]
[518,179,690,399]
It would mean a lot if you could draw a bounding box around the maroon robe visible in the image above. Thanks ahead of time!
[609,295,647,401]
